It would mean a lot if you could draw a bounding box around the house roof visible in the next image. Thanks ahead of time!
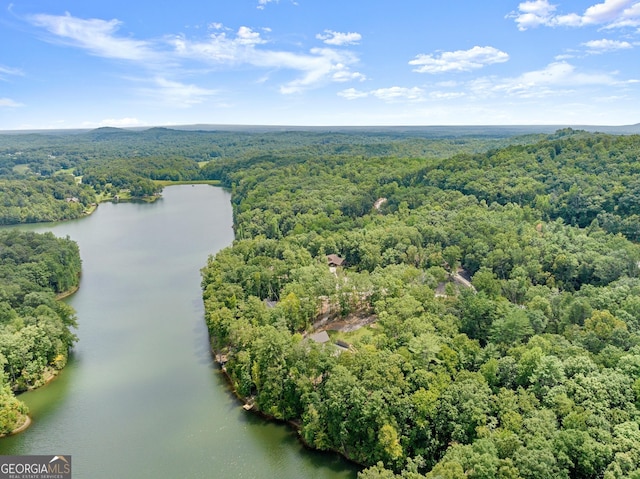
[309,331,330,344]
[326,254,345,266]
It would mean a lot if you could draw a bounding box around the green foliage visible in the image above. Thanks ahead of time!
[7,126,640,475]
[200,129,640,479]
[0,230,81,429]
[0,175,96,225]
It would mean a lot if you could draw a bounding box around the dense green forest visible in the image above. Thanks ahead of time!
[0,126,543,225]
[0,230,81,434]
[200,130,640,479]
[4,126,640,477]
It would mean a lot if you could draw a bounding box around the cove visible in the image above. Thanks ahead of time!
[0,185,358,479]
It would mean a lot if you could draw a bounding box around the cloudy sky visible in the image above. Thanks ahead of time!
[1,0,639,129]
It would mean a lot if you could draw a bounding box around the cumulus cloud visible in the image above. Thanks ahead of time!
[510,0,640,30]
[0,98,23,107]
[236,26,268,45]
[409,46,509,74]
[29,12,156,61]
[510,0,559,30]
[337,88,369,100]
[316,30,362,46]
[583,38,633,52]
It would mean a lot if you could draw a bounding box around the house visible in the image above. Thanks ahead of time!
[326,254,345,267]
[309,331,330,344]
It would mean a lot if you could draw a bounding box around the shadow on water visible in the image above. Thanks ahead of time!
[213,365,361,477]
[241,410,361,476]
[21,354,77,420]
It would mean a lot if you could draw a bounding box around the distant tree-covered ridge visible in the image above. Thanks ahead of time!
[0,126,540,225]
[0,230,81,434]
[201,130,640,478]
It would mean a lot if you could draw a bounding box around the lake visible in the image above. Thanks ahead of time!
[0,185,358,479]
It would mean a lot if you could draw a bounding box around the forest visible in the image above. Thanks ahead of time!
[0,230,81,434]
[2,126,640,478]
[199,129,640,479]
[0,126,543,225]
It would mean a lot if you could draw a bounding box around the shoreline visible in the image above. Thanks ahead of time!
[1,414,32,437]
[56,284,79,300]
[3,291,74,437]
[213,350,365,469]
[10,415,31,435]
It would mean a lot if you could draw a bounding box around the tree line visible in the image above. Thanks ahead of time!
[0,127,538,225]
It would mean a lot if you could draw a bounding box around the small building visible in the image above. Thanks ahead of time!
[326,254,345,267]
[309,331,330,344]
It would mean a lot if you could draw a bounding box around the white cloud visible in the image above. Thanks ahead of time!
[338,86,425,102]
[236,26,267,46]
[371,87,424,101]
[511,0,558,30]
[583,38,633,51]
[316,30,362,46]
[174,30,364,93]
[0,65,23,80]
[470,61,629,98]
[582,0,638,26]
[29,12,156,61]
[339,60,634,110]
[429,91,467,100]
[257,0,277,9]
[337,88,368,100]
[141,77,218,107]
[0,98,23,107]
[510,0,640,30]
[410,46,509,74]
[28,13,364,95]
[256,0,298,9]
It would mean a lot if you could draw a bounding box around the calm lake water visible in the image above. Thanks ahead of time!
[0,185,358,479]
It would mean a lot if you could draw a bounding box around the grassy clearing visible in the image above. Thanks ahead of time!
[12,165,30,174]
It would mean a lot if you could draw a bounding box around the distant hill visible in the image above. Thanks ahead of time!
[2,123,639,136]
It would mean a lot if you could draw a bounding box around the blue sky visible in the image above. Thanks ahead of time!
[1,0,639,129]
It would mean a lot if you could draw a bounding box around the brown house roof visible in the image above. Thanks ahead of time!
[326,254,345,267]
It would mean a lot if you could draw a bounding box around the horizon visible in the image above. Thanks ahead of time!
[1,122,639,136]
[1,1,639,130]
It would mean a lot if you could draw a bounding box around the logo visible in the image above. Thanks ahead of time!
[0,455,71,479]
